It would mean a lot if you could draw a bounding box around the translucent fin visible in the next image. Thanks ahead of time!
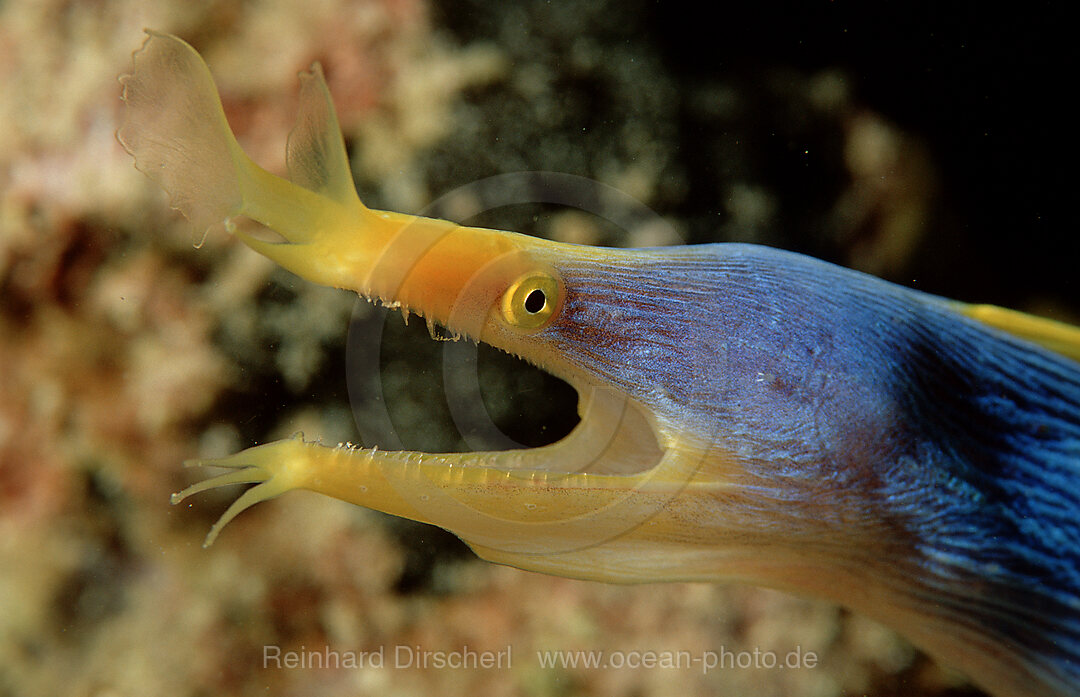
[963,303,1080,363]
[286,63,362,208]
[118,30,251,241]
[119,30,366,272]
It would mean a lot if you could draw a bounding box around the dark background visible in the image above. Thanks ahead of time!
[429,0,1075,307]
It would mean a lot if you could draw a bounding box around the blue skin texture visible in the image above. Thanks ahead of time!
[539,243,1080,689]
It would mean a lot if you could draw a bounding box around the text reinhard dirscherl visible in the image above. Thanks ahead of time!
[264,644,512,671]
[262,644,820,675]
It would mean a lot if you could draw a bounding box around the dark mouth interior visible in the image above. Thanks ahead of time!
[353,308,580,453]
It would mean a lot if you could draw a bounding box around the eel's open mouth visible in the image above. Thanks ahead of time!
[172,376,683,557]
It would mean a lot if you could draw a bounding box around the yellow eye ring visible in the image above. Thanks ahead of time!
[500,272,559,330]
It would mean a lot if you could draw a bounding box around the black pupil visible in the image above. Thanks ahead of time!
[524,288,546,314]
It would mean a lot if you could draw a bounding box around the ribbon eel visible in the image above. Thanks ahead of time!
[119,31,1080,697]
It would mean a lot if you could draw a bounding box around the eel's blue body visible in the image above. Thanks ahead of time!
[546,243,1080,693]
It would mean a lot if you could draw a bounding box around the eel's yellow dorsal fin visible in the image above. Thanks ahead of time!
[962,303,1080,363]
[286,62,363,210]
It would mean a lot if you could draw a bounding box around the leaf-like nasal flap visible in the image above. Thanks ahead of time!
[286,62,363,209]
[118,31,248,241]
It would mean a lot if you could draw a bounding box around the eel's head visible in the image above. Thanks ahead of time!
[206,213,769,585]
[122,30,869,586]
[179,205,918,593]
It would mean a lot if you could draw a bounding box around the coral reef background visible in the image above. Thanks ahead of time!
[0,1,1073,695]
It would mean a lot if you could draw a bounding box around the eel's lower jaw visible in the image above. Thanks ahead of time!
[173,384,710,563]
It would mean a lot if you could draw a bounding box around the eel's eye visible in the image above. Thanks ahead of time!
[500,272,559,329]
